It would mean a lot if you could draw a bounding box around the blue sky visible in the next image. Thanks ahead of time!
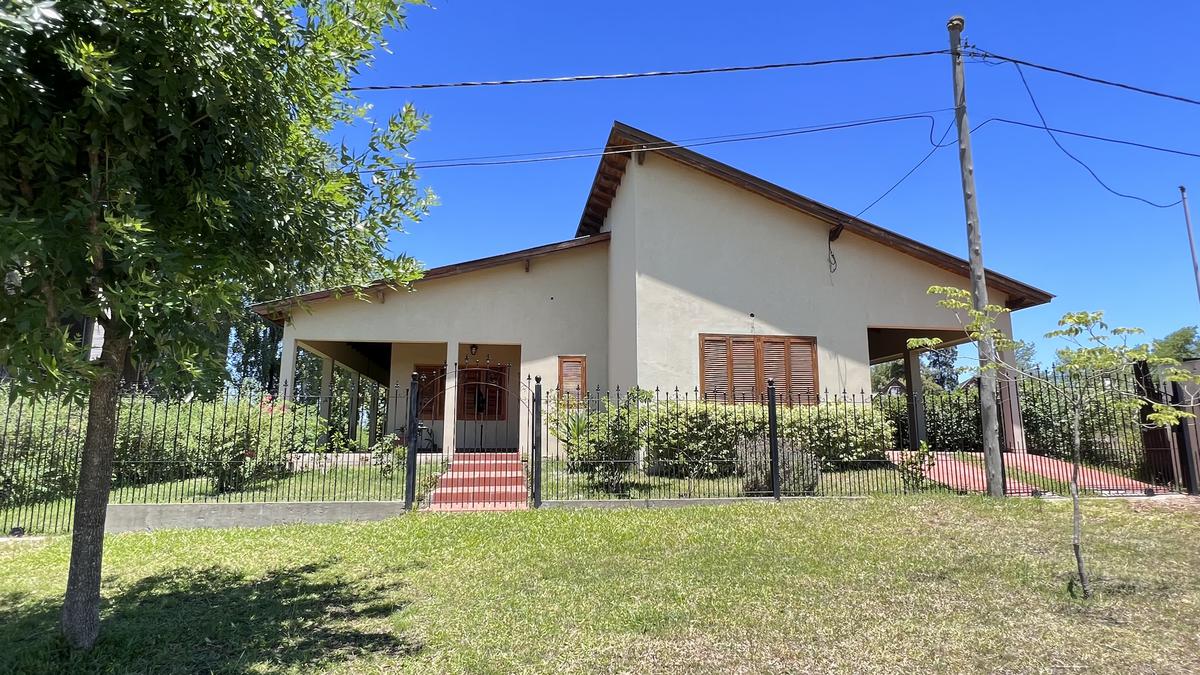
[342,1,1199,362]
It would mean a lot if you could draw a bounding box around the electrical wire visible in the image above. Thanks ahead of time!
[358,109,956,173]
[854,120,957,219]
[965,48,1200,108]
[347,49,950,91]
[1011,62,1182,209]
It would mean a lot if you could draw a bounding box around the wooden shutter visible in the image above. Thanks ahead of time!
[700,334,819,404]
[415,365,445,420]
[700,337,730,401]
[730,337,758,402]
[761,338,788,403]
[558,356,586,400]
[787,338,818,403]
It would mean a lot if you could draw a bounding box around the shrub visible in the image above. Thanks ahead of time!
[0,388,323,504]
[895,441,936,492]
[549,399,640,491]
[736,438,821,496]
[777,402,894,467]
[644,402,762,479]
[371,435,406,479]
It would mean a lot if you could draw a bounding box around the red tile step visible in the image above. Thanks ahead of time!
[427,451,528,511]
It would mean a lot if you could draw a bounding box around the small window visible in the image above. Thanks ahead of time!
[414,364,446,420]
[558,355,587,399]
[699,334,818,403]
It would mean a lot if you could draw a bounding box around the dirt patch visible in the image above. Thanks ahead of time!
[1128,496,1200,514]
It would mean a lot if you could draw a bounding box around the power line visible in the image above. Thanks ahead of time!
[1010,62,1182,209]
[854,121,957,219]
[362,110,956,172]
[966,48,1200,107]
[347,49,950,91]
[980,118,1200,160]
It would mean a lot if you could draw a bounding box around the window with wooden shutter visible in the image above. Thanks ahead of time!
[558,356,586,400]
[698,334,819,403]
[700,337,730,400]
[414,364,446,420]
[457,365,508,421]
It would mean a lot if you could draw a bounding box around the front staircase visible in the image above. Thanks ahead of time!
[427,452,528,511]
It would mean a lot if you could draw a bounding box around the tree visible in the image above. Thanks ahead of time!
[1013,339,1039,372]
[1153,326,1200,363]
[923,346,959,390]
[912,287,1196,598]
[0,0,430,649]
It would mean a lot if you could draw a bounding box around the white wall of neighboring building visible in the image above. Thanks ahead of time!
[620,152,1014,394]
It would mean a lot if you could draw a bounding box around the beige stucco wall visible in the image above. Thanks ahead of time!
[616,153,1015,394]
[603,162,639,388]
[279,242,609,452]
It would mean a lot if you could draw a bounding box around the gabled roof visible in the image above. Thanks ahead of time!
[576,121,1052,309]
[250,232,610,322]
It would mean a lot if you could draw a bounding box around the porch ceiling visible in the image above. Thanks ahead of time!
[867,327,971,365]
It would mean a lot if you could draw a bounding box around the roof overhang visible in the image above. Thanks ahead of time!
[575,121,1052,310]
[250,232,610,323]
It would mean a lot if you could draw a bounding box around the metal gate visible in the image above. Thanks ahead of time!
[400,364,534,511]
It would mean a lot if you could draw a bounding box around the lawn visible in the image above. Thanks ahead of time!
[2,496,1198,673]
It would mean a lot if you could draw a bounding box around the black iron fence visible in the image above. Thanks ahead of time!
[0,383,453,535]
[2,366,1196,535]
[531,367,1197,503]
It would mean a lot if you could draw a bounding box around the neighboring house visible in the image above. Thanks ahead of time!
[877,377,906,397]
[252,122,1051,454]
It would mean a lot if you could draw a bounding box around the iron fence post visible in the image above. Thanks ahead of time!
[403,372,420,510]
[532,377,543,508]
[767,378,781,500]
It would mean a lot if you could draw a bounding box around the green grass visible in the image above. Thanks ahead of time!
[3,496,1197,673]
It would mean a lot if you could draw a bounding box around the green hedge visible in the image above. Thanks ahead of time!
[550,398,895,486]
[0,389,325,506]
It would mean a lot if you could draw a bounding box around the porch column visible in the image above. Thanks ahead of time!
[277,329,297,400]
[347,371,361,442]
[996,347,1027,453]
[904,349,928,451]
[367,385,380,447]
[441,343,458,456]
[317,357,334,447]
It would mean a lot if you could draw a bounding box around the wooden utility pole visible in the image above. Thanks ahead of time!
[1180,186,1200,307]
[947,15,1004,497]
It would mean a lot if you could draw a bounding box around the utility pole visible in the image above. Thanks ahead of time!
[947,15,1004,497]
[1180,186,1200,308]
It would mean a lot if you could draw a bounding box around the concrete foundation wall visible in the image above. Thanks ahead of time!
[105,502,410,533]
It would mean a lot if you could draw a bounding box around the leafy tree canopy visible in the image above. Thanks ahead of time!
[0,0,432,398]
[1152,326,1200,364]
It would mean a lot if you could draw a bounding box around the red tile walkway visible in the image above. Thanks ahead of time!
[886,451,1037,494]
[427,452,528,512]
[1002,453,1163,495]
[887,450,1166,495]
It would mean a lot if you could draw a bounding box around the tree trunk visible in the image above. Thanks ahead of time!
[60,330,130,650]
[1070,408,1092,599]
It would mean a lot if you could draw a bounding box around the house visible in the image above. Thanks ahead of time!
[252,122,1051,455]
[877,377,906,397]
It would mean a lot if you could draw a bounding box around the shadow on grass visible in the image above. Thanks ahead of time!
[0,561,422,674]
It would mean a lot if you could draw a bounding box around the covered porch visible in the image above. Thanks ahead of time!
[867,326,1025,451]
[277,338,527,455]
